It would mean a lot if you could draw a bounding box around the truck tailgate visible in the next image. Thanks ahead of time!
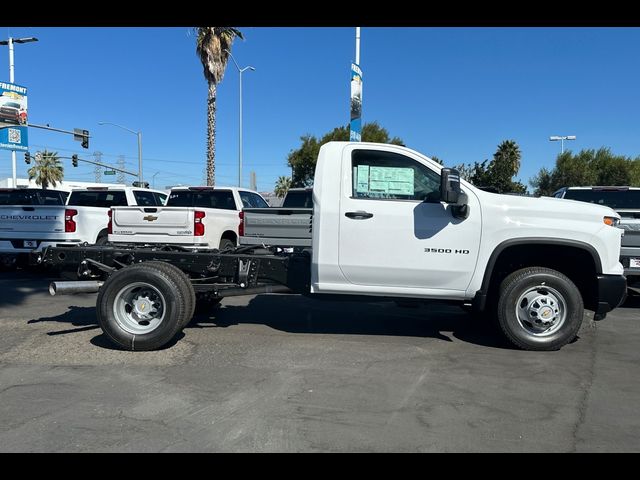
[110,206,196,240]
[240,207,312,247]
[0,205,66,235]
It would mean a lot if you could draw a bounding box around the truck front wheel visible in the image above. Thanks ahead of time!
[96,263,189,351]
[497,267,584,351]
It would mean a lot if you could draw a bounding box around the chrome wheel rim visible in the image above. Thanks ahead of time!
[113,282,166,335]
[515,284,567,337]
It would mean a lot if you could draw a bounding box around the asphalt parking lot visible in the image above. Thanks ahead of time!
[0,269,638,452]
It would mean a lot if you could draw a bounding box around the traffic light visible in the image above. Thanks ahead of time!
[82,130,89,149]
[132,181,149,188]
[24,152,31,164]
[72,154,78,167]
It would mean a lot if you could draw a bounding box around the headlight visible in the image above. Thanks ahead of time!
[603,216,620,227]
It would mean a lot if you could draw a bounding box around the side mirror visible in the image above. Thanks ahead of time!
[440,168,461,204]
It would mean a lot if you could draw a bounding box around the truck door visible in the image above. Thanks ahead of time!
[338,146,481,292]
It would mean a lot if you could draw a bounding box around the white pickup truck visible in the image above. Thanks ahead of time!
[41,141,627,352]
[0,186,167,264]
[0,187,69,268]
[108,186,269,250]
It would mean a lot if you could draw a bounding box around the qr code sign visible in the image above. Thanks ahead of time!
[8,128,21,144]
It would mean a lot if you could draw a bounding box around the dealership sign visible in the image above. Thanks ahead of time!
[349,63,362,142]
[0,81,28,151]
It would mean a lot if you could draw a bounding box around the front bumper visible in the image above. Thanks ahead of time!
[595,274,627,314]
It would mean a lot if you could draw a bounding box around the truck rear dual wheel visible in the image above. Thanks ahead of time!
[96,262,195,351]
[497,267,584,351]
[141,261,196,328]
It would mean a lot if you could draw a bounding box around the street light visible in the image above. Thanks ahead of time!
[549,135,576,154]
[224,49,255,188]
[152,171,161,190]
[98,122,143,184]
[0,36,38,187]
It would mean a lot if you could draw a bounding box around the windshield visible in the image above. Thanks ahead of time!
[3,102,21,109]
[562,189,640,210]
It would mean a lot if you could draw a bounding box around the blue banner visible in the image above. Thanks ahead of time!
[0,81,29,151]
[349,63,362,142]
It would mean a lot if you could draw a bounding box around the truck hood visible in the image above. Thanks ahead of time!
[473,190,619,223]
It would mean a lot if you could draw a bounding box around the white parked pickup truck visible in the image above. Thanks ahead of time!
[0,186,167,261]
[108,186,269,250]
[41,142,627,352]
[0,187,70,268]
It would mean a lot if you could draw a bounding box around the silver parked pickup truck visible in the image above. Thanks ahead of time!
[240,187,313,247]
[554,186,640,287]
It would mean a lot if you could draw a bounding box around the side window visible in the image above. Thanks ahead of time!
[155,193,168,205]
[351,150,441,202]
[239,191,269,208]
[133,190,158,206]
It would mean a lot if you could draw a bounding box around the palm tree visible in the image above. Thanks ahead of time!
[493,139,521,174]
[195,27,243,186]
[28,150,64,189]
[274,176,292,198]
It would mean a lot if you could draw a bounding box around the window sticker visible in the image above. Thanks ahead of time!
[356,165,414,196]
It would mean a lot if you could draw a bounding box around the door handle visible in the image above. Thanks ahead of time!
[345,211,374,220]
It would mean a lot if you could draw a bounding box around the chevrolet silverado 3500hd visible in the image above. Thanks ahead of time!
[38,142,626,352]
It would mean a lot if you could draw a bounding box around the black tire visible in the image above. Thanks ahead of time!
[496,267,584,351]
[96,263,189,351]
[141,261,196,328]
[218,238,235,250]
[95,235,109,246]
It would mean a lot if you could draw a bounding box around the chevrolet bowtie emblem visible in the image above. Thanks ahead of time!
[143,215,158,222]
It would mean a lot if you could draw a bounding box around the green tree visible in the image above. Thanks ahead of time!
[455,140,526,193]
[28,150,64,189]
[487,140,526,194]
[529,148,640,196]
[287,121,404,186]
[529,167,554,197]
[274,176,292,198]
[195,27,243,186]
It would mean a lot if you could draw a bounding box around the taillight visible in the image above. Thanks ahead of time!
[194,210,205,236]
[239,211,244,236]
[107,209,113,234]
[65,209,78,233]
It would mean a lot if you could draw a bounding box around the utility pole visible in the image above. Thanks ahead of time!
[0,36,38,187]
[250,171,257,191]
[224,49,255,188]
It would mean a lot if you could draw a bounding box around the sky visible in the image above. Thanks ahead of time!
[0,26,639,192]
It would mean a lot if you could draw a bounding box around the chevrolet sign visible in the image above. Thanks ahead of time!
[143,215,158,222]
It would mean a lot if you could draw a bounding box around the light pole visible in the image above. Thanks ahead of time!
[549,135,576,154]
[152,171,161,189]
[0,36,38,187]
[99,122,143,184]
[224,49,255,188]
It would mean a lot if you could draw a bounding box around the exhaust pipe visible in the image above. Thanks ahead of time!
[49,281,104,296]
